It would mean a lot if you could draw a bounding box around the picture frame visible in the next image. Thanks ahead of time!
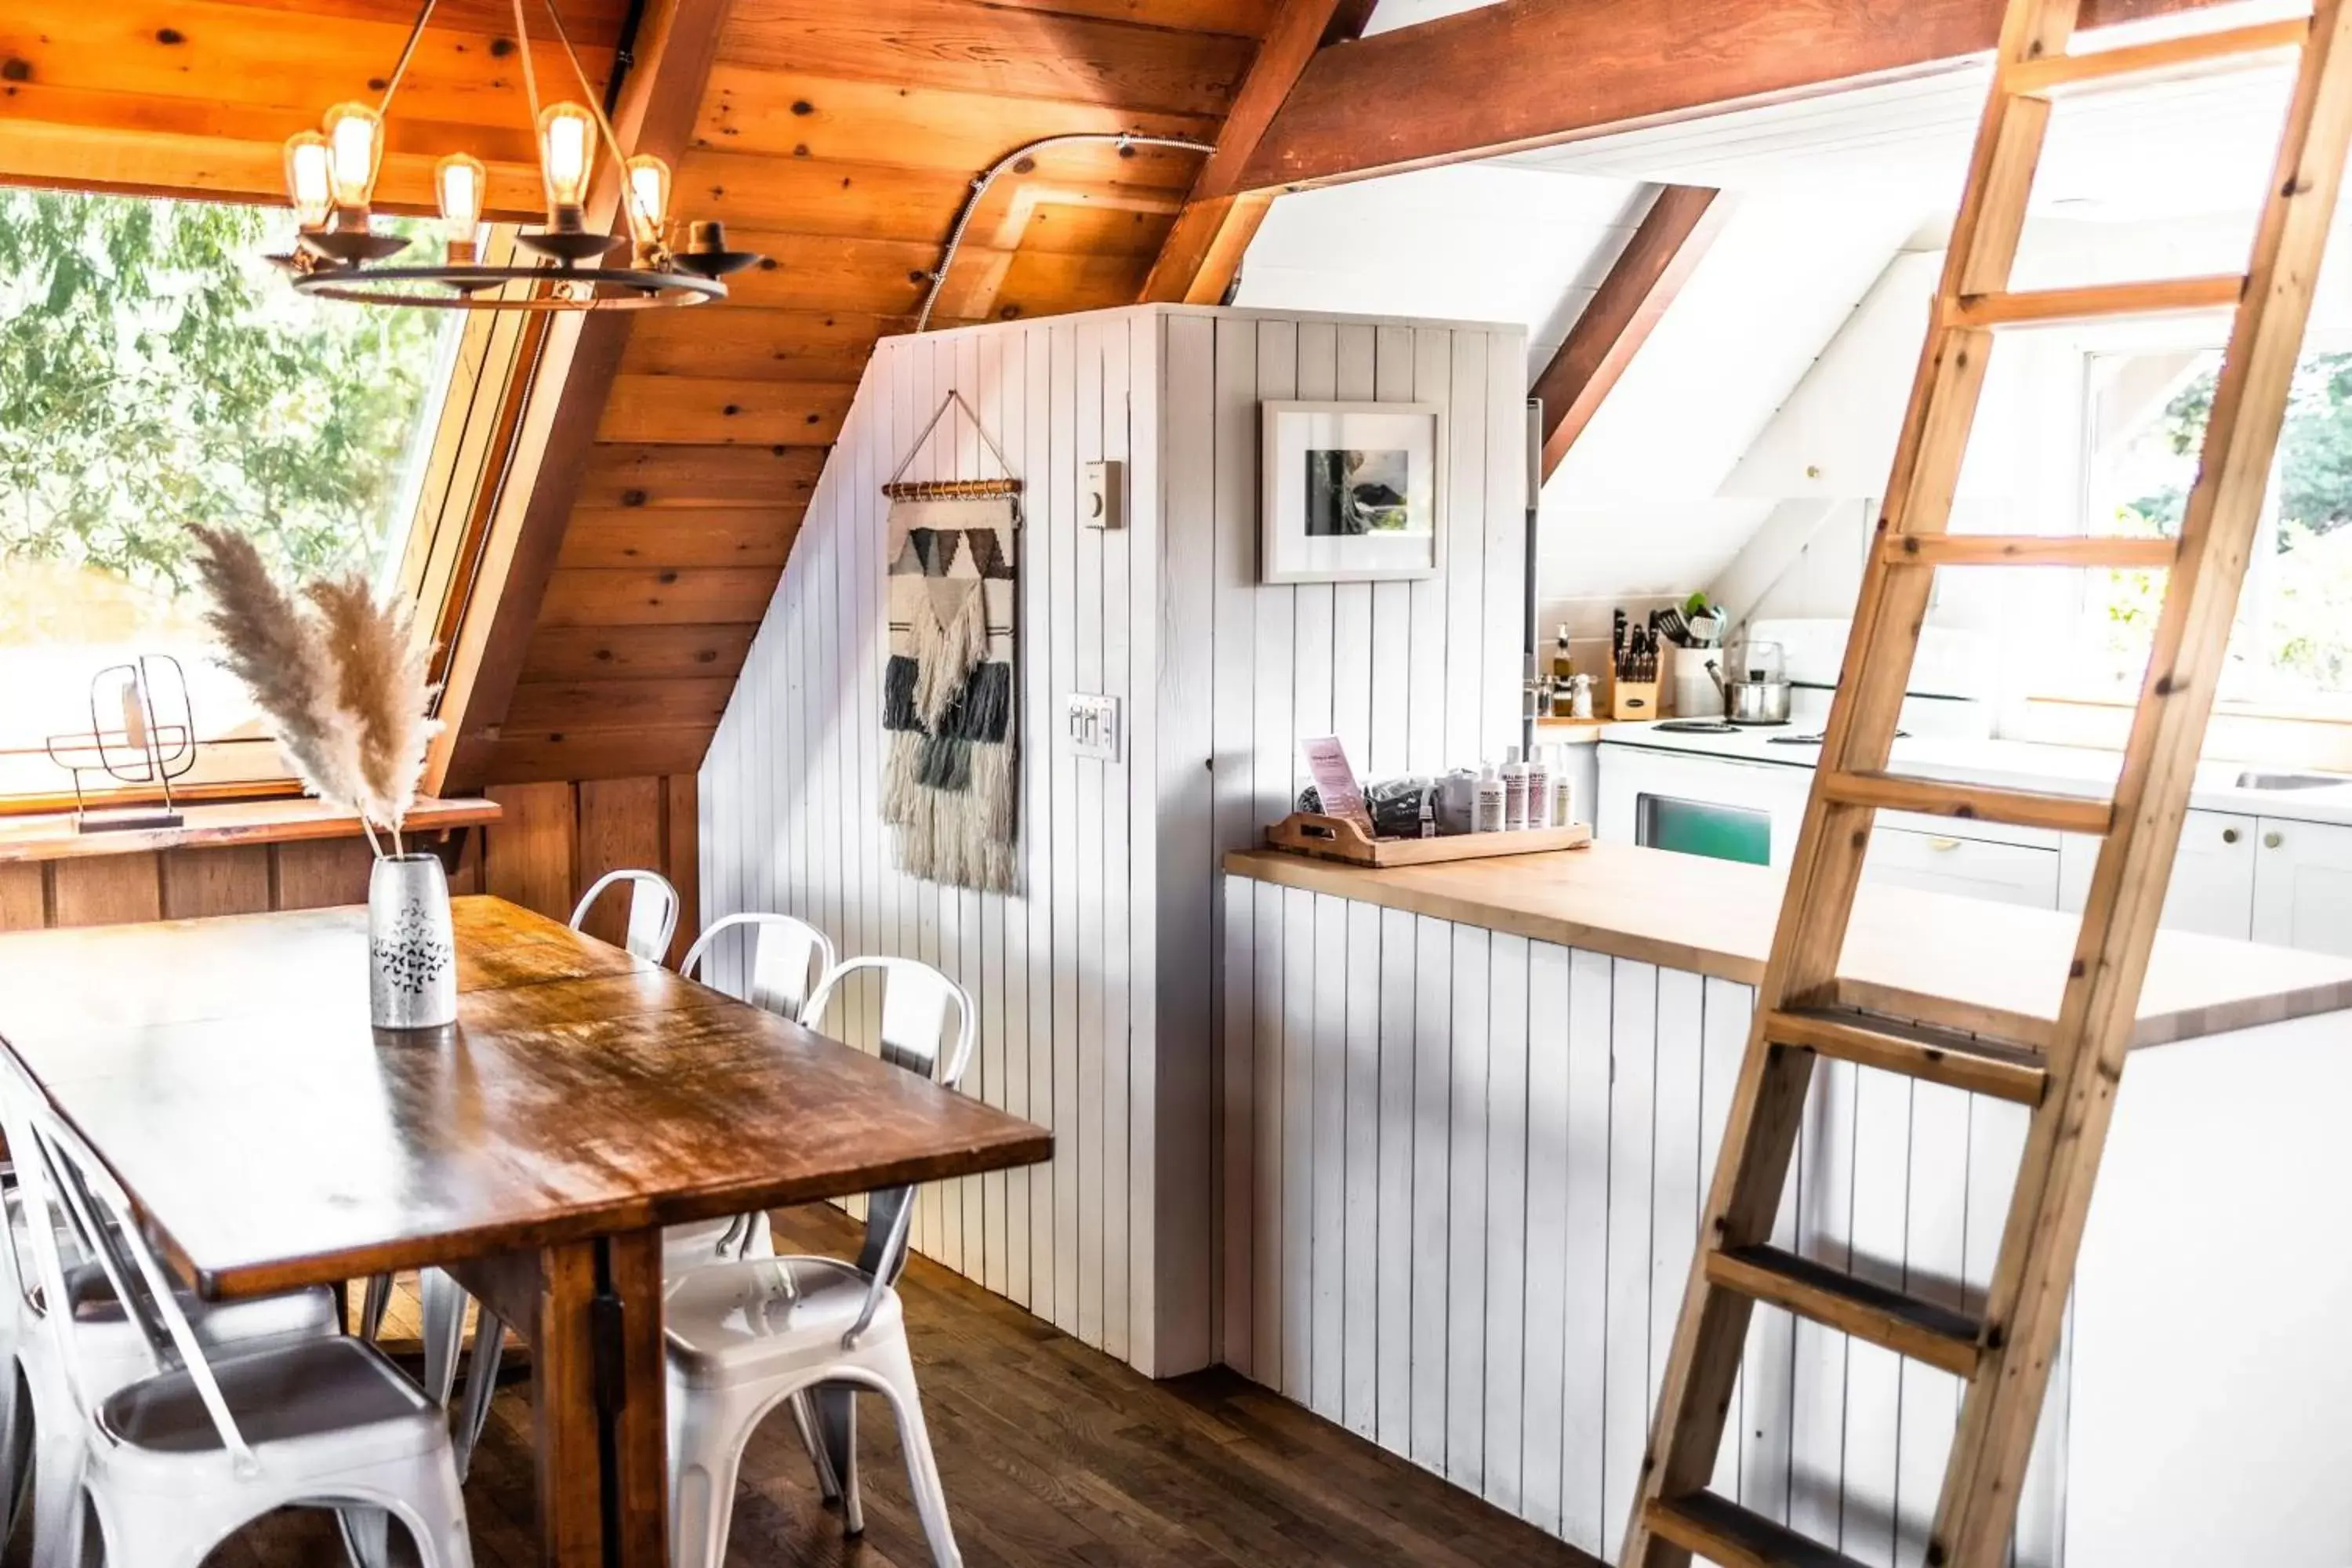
[1259,400,1446,583]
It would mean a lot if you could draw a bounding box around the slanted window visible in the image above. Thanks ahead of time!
[2070,342,2352,717]
[0,187,463,804]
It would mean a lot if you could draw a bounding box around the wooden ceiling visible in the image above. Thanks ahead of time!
[488,0,1264,784]
[0,0,626,216]
[0,0,1267,786]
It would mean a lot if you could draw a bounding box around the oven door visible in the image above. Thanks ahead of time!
[1596,745,1814,868]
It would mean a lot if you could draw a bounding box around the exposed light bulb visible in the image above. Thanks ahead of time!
[321,102,384,214]
[436,152,486,263]
[538,103,598,223]
[623,154,672,248]
[284,132,334,230]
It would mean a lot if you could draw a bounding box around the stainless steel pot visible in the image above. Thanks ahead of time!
[1706,652,1793,726]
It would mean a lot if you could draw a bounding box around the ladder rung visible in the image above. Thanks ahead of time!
[2005,16,2309,96]
[1646,1491,1871,1568]
[1880,533,2178,569]
[1766,1006,2048,1105]
[1707,1243,1986,1377]
[1821,768,2114,835]
[1947,274,2244,327]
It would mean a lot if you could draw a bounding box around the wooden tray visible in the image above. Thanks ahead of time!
[1264,811,1593,867]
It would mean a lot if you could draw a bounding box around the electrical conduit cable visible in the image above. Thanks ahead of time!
[916,132,1215,333]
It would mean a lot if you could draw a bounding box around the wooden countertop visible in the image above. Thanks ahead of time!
[1225,840,2352,1048]
[0,796,499,864]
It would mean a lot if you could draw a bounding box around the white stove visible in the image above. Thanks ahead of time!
[1595,619,1995,866]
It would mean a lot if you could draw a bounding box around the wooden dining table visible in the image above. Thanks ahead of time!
[0,894,1051,1568]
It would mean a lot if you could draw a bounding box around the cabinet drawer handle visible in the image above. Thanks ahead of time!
[1928,836,1962,851]
[2223,827,2240,844]
[2266,830,2285,849]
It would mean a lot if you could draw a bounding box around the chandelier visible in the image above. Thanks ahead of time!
[274,0,760,310]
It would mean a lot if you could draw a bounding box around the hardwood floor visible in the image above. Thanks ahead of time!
[207,1203,1597,1568]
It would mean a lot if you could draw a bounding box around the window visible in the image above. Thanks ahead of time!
[0,187,462,803]
[2073,343,2352,716]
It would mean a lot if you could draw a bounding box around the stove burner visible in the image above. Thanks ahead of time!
[1653,720,1740,734]
[1766,729,1908,746]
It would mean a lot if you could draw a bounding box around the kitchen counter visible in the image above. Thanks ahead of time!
[1599,720,2352,826]
[1223,837,2352,1047]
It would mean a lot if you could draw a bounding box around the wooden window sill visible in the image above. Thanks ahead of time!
[0,797,501,866]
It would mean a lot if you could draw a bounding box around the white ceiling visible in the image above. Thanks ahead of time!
[1359,0,1503,36]
[1232,163,1650,369]
[1241,5,2347,622]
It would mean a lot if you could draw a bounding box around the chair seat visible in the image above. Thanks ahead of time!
[664,1255,900,1390]
[58,1264,336,1347]
[97,1335,443,1466]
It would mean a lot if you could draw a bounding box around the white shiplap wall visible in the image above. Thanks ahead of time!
[701,303,1527,1377]
[1218,882,2071,1566]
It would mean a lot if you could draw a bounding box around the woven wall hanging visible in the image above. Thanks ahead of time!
[881,391,1022,892]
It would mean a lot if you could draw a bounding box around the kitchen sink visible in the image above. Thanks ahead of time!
[2231,768,2352,791]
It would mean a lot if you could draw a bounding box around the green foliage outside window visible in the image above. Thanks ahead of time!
[0,189,448,619]
[2089,350,2352,702]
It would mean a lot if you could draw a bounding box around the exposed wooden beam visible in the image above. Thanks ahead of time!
[1140,0,1371,304]
[426,0,736,795]
[1532,184,1726,481]
[1236,0,2233,194]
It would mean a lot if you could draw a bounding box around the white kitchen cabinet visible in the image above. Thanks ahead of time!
[1868,825,2061,908]
[2060,810,2258,939]
[2252,815,2352,956]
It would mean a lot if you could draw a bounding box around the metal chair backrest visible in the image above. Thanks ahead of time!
[800,956,975,1298]
[0,1052,67,1327]
[569,869,680,964]
[680,913,837,1022]
[10,1081,263,1474]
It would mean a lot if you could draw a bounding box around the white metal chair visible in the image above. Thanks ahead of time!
[664,954,975,1568]
[570,868,681,964]
[9,1088,467,1568]
[665,913,839,1274]
[440,912,845,1477]
[0,1057,339,1568]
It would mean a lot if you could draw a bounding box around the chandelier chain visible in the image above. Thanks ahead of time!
[376,0,445,125]
[539,0,643,212]
[508,0,544,133]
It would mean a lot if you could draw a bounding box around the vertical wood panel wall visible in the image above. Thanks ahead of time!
[699,303,1527,1377]
[1218,879,2069,1568]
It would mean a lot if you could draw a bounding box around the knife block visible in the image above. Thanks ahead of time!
[1612,678,1659,721]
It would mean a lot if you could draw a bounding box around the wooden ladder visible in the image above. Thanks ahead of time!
[1623,4,2352,1566]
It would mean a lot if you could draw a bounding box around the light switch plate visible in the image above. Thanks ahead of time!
[1082,459,1123,529]
[1065,693,1121,761]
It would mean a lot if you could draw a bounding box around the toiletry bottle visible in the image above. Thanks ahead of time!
[1502,747,1530,831]
[1552,746,1577,826]
[1473,762,1505,833]
[1525,746,1554,833]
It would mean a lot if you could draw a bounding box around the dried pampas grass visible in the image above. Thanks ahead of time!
[306,574,435,839]
[187,526,441,854]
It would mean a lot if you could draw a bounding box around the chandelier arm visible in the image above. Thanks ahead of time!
[376,0,446,123]
[539,0,641,214]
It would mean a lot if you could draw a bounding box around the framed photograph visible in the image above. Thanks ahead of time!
[1260,401,1446,583]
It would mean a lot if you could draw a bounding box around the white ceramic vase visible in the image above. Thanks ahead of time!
[368,851,456,1029]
